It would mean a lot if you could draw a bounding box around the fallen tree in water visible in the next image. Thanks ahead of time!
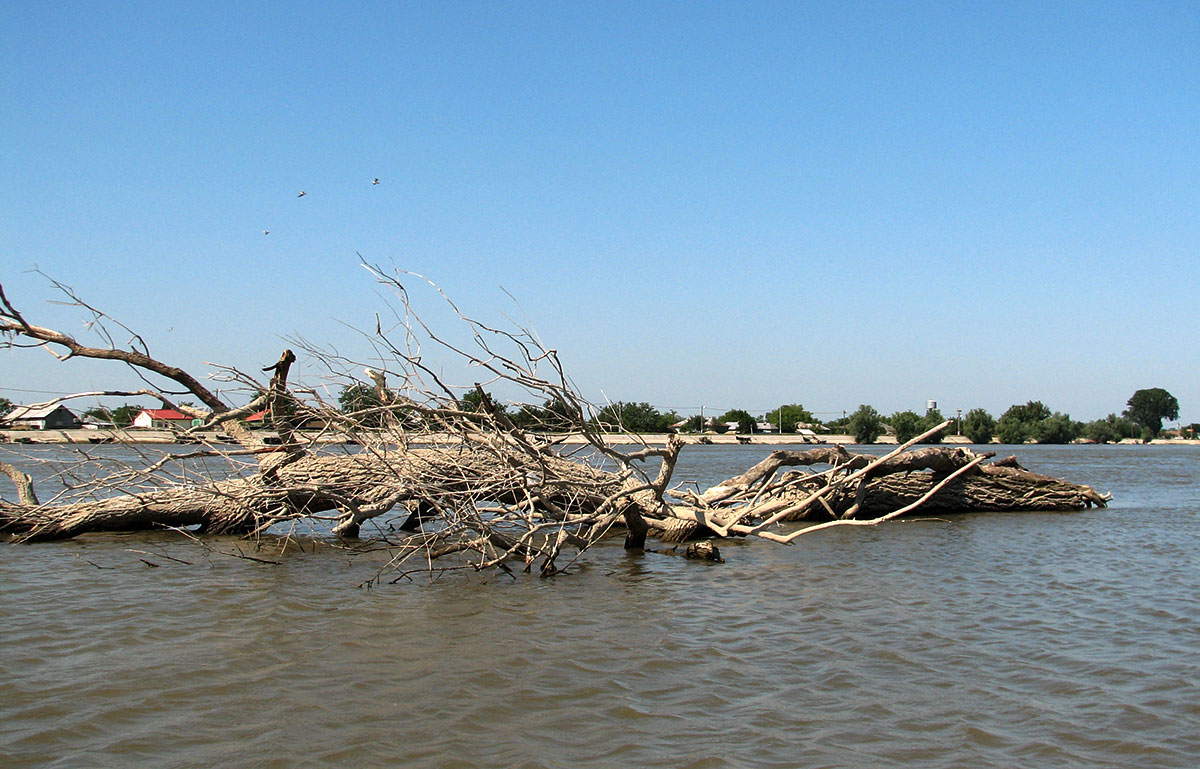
[1,268,1107,578]
[659,438,1108,544]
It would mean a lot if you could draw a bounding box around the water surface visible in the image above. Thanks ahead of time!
[2,444,1197,768]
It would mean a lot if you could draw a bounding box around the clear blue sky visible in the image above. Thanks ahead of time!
[3,1,1197,423]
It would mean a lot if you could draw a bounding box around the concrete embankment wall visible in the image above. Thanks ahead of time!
[3,429,1196,446]
[1,429,250,445]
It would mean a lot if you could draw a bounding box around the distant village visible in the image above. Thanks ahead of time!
[0,404,266,434]
[3,404,184,431]
[0,402,823,445]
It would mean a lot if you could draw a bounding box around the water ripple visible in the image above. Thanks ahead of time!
[2,445,1199,767]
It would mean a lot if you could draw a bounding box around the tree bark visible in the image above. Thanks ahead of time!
[1,272,1110,574]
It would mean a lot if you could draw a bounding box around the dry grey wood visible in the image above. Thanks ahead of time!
[1,269,1109,577]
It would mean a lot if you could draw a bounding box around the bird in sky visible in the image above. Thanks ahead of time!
[372,178,380,185]
[297,190,307,198]
[263,230,270,235]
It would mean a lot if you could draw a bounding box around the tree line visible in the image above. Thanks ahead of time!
[832,387,1182,444]
[333,386,816,436]
[2,387,1184,445]
[332,386,1185,444]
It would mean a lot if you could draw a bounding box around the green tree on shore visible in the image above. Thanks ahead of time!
[458,388,506,423]
[1035,412,1079,444]
[763,404,815,433]
[996,401,1051,444]
[715,409,756,434]
[82,406,110,424]
[1082,413,1136,444]
[507,403,544,430]
[822,413,851,433]
[459,389,485,412]
[994,401,1083,444]
[889,410,923,443]
[919,408,946,444]
[338,384,387,427]
[505,398,576,432]
[593,401,676,433]
[961,408,996,444]
[849,404,884,444]
[1123,388,1179,439]
[83,404,141,428]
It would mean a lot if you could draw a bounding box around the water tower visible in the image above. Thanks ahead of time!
[926,399,937,413]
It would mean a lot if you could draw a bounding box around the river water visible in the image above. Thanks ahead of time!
[1,443,1197,768]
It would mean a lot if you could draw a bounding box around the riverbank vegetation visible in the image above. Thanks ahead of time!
[322,389,1183,445]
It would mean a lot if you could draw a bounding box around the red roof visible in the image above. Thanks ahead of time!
[141,409,191,421]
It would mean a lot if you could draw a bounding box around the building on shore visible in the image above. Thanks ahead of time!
[78,413,116,430]
[131,408,195,430]
[1,404,80,430]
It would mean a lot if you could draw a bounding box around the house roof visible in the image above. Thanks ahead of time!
[79,414,115,426]
[4,404,76,421]
[139,409,191,421]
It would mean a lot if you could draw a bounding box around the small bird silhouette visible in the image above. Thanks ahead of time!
[297,190,307,198]
[263,230,270,235]
[372,178,380,185]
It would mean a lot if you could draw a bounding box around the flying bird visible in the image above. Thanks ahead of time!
[297,190,307,198]
[372,178,380,185]
[263,230,270,235]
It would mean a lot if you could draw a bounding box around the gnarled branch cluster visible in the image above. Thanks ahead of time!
[1,268,1107,580]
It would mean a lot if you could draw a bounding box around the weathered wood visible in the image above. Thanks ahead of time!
[690,441,1107,549]
[0,461,38,506]
[1,446,629,541]
[0,272,1110,575]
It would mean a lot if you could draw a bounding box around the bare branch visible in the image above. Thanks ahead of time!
[1,280,229,414]
[1,271,1108,579]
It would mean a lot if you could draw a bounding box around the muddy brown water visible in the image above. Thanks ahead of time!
[2,444,1198,768]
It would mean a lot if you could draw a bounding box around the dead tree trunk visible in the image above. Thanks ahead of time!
[0,447,634,541]
[0,270,685,573]
[669,429,1108,545]
[1,270,1110,576]
[843,462,1109,516]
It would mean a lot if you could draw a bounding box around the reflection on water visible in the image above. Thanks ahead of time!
[2,444,1198,768]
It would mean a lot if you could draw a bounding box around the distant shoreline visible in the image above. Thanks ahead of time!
[2,429,1196,447]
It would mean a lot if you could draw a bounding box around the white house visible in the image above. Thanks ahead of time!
[131,408,194,430]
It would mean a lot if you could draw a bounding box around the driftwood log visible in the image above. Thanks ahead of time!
[658,431,1106,544]
[1,269,1108,577]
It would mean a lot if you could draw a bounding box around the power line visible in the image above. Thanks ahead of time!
[0,387,79,395]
